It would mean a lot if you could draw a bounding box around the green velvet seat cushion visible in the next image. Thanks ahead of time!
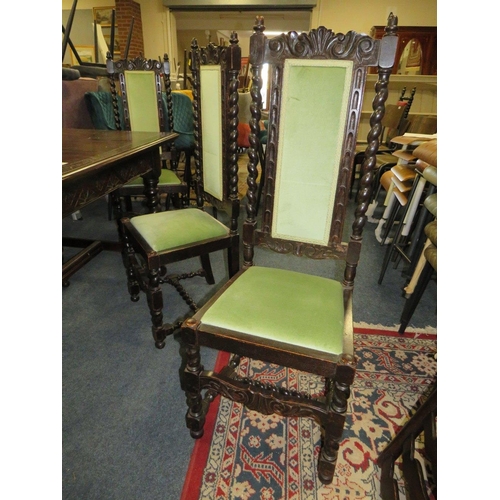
[200,266,345,355]
[130,208,230,252]
[126,168,181,186]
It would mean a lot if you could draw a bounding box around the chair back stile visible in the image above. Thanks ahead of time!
[162,54,175,138]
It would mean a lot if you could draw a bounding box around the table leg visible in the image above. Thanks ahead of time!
[142,149,161,214]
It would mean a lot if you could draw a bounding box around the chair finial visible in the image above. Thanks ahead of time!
[106,51,114,74]
[163,53,170,75]
[254,16,265,34]
[229,31,239,45]
[385,12,398,35]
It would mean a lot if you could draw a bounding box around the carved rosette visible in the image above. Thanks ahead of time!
[113,56,162,72]
[199,43,223,66]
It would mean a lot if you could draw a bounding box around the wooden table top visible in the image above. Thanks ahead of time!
[62,129,178,183]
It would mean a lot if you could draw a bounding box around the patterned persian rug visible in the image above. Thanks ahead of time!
[180,327,437,500]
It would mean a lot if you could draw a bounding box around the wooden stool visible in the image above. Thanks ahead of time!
[377,164,417,245]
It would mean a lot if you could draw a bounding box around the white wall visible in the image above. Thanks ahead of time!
[62,0,108,8]
[312,0,436,34]
[310,0,438,140]
[135,0,170,60]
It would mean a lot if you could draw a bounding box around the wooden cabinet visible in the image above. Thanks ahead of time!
[370,26,437,76]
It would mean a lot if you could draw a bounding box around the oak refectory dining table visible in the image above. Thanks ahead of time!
[62,129,178,284]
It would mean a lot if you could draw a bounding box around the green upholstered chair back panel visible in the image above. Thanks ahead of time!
[84,91,124,130]
[272,59,353,246]
[200,65,224,201]
[124,71,160,132]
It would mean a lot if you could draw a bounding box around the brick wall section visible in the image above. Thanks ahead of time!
[115,0,144,58]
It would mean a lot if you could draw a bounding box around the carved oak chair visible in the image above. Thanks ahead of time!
[106,53,189,215]
[119,34,241,349]
[179,15,398,485]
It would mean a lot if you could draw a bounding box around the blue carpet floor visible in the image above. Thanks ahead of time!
[62,193,436,500]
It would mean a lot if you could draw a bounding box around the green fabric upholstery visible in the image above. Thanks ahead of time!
[86,90,194,154]
[161,92,195,150]
[85,91,124,130]
[130,208,230,252]
[125,168,182,187]
[200,65,223,201]
[272,60,353,246]
[124,71,160,132]
[200,266,345,355]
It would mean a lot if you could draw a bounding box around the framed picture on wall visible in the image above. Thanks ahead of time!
[70,45,95,65]
[93,6,114,27]
[103,32,121,55]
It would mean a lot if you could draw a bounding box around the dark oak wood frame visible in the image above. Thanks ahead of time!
[107,54,189,213]
[119,34,242,348]
[191,35,241,224]
[180,14,399,486]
